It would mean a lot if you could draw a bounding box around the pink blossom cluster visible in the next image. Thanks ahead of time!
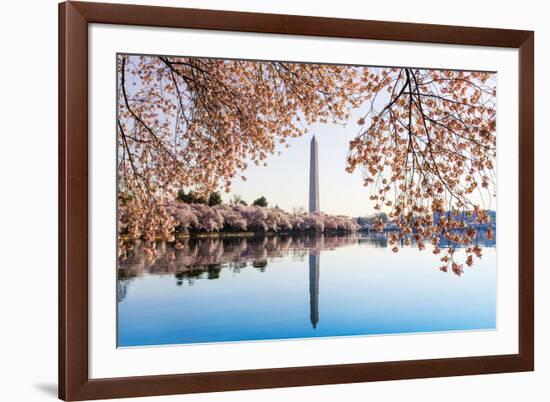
[164,202,359,234]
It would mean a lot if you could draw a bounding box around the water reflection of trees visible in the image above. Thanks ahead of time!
[117,232,495,298]
[118,234,359,290]
[120,235,348,275]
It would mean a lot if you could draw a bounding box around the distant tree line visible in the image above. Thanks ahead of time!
[355,210,496,233]
[356,212,389,226]
[177,190,222,206]
[177,190,268,208]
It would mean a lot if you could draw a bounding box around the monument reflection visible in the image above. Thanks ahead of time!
[118,232,495,328]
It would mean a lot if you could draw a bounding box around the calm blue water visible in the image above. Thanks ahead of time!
[117,233,496,347]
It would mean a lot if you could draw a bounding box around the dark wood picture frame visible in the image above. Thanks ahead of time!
[59,1,534,400]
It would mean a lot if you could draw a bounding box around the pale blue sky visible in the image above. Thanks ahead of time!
[225,110,374,217]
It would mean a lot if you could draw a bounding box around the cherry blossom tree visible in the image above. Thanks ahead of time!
[118,54,362,253]
[214,205,248,232]
[118,55,496,274]
[346,68,496,274]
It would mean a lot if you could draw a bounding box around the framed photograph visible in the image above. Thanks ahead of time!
[59,1,534,400]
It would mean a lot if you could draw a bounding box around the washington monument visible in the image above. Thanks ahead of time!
[308,135,320,329]
[309,135,320,212]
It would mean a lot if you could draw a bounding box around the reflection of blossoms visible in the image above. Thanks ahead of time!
[118,230,495,286]
[119,234,361,280]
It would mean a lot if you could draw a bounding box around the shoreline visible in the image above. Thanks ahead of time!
[119,230,362,242]
[174,230,360,240]
[120,225,495,242]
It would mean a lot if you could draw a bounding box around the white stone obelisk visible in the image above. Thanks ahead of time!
[309,135,320,213]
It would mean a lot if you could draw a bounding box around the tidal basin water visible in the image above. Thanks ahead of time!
[117,233,496,347]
